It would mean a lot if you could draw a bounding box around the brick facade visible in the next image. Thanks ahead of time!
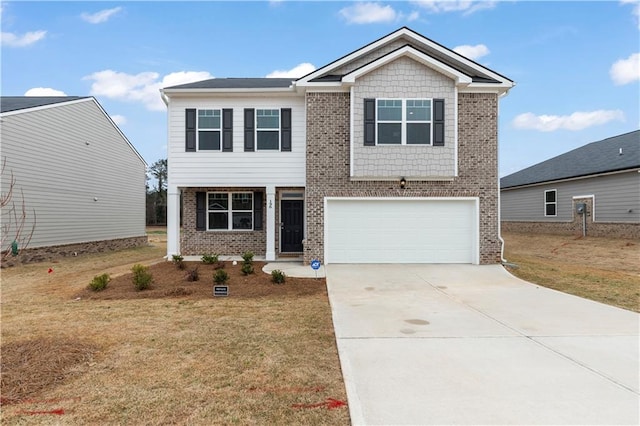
[304,91,502,265]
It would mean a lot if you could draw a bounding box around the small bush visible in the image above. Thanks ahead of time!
[172,254,186,270]
[201,254,219,264]
[241,262,254,275]
[88,273,110,291]
[185,267,199,282]
[132,264,153,291]
[213,269,229,285]
[241,251,254,263]
[271,269,286,284]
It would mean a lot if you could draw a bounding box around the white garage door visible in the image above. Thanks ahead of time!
[325,198,477,264]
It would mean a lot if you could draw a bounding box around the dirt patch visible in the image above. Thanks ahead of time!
[1,338,98,405]
[76,261,326,300]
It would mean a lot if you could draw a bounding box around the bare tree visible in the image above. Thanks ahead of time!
[1,157,36,259]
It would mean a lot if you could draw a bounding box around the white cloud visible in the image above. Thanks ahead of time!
[405,10,420,21]
[24,87,67,96]
[266,63,316,78]
[621,0,640,29]
[81,7,122,24]
[1,30,46,47]
[610,52,640,85]
[412,0,496,15]
[513,110,625,132]
[83,70,213,111]
[339,2,398,24]
[110,114,127,126]
[453,44,490,60]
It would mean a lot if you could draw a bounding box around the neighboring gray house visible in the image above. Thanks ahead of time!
[161,27,514,264]
[1,96,148,262]
[501,130,640,239]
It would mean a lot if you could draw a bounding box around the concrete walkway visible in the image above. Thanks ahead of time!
[326,264,639,425]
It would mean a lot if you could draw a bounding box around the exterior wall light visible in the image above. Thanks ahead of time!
[400,177,407,189]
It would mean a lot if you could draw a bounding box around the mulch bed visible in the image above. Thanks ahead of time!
[76,261,326,300]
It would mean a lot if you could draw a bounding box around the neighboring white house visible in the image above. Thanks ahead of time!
[501,130,640,239]
[1,96,148,262]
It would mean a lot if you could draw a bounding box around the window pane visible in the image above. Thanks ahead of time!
[257,131,280,150]
[378,123,401,144]
[199,110,220,129]
[377,100,402,121]
[545,204,556,216]
[407,123,430,144]
[199,131,220,150]
[232,193,253,210]
[407,100,430,121]
[232,212,253,230]
[208,193,228,210]
[209,212,228,229]
[545,191,556,202]
[257,109,280,129]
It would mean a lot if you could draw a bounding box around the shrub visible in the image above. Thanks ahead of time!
[172,254,185,270]
[213,269,229,285]
[241,251,254,263]
[185,267,199,282]
[271,269,286,284]
[88,273,110,291]
[201,254,219,264]
[132,264,153,291]
[241,262,254,275]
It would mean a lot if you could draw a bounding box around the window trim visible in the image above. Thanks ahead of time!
[256,108,281,151]
[544,189,557,217]
[206,192,254,231]
[376,98,432,146]
[197,109,222,151]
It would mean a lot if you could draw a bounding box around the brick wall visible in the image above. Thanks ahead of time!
[305,91,501,264]
[181,188,266,256]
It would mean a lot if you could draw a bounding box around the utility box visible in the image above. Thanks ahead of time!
[576,203,586,214]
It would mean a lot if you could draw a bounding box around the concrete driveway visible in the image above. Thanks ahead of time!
[326,264,639,425]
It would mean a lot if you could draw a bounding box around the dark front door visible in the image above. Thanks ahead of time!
[281,200,304,253]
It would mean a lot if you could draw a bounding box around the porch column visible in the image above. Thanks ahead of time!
[166,186,181,257]
[265,185,276,261]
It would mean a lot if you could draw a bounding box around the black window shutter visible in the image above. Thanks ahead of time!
[222,108,233,152]
[364,99,375,146]
[244,108,255,152]
[253,191,263,230]
[196,192,206,231]
[281,108,292,152]
[433,99,445,147]
[186,109,196,152]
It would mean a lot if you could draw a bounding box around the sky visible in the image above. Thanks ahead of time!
[1,0,639,179]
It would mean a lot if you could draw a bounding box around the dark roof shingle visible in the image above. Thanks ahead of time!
[165,78,294,90]
[501,130,640,189]
[0,96,88,113]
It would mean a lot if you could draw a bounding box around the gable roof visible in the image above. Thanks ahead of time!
[0,96,89,113]
[501,130,640,189]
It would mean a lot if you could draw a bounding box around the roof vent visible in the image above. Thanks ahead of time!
[619,148,623,155]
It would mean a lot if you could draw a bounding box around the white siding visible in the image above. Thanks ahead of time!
[501,171,640,223]
[167,95,306,188]
[1,99,147,249]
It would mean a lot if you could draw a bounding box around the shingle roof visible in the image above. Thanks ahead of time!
[0,96,89,113]
[165,78,294,90]
[501,130,640,189]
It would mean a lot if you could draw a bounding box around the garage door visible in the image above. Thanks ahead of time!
[325,198,477,264]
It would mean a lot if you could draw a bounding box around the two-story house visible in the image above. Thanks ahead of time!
[161,27,514,265]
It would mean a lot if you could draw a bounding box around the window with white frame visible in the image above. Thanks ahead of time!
[198,109,221,150]
[256,109,280,150]
[544,189,557,216]
[377,99,431,145]
[207,192,253,230]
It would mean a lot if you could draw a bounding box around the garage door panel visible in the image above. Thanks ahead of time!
[326,199,476,264]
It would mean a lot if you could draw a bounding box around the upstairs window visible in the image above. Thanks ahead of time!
[198,109,221,150]
[377,99,432,145]
[256,109,280,150]
[544,190,557,216]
